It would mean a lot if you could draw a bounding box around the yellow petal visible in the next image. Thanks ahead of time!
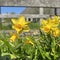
[12,25,22,33]
[53,28,60,37]
[11,19,17,24]
[25,40,34,47]
[25,37,34,47]
[18,16,26,24]
[41,25,51,33]
[23,26,30,32]
[23,30,30,32]
[53,16,59,20]
[42,20,48,25]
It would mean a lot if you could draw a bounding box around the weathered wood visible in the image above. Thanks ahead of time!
[0,0,60,7]
[0,30,16,33]
[0,14,49,18]
[0,30,40,36]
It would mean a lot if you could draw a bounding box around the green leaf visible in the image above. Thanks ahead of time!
[2,53,16,59]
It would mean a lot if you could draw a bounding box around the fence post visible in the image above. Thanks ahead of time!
[39,8,44,25]
[39,8,44,15]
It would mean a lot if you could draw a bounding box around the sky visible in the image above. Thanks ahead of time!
[1,7,26,14]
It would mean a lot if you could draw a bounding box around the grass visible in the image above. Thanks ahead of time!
[29,22,40,29]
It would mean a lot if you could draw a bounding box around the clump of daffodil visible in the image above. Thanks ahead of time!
[10,16,30,42]
[25,37,34,47]
[40,16,60,37]
[11,16,30,34]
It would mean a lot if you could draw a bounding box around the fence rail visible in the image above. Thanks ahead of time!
[0,14,49,18]
[0,0,60,8]
[0,30,40,36]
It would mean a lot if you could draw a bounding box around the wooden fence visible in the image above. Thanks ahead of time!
[0,0,60,35]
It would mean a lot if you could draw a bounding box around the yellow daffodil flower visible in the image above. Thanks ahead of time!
[25,37,34,47]
[41,25,51,33]
[23,27,30,32]
[10,34,17,42]
[53,16,59,21]
[11,16,30,33]
[40,16,60,36]
[52,16,60,26]
[41,20,48,26]
[52,28,60,37]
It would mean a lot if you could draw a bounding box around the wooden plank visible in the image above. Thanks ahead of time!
[0,14,49,18]
[0,30,16,33]
[0,30,40,36]
[0,0,60,7]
